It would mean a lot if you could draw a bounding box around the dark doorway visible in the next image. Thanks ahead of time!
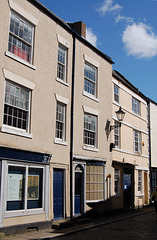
[123,168,134,209]
[75,172,82,215]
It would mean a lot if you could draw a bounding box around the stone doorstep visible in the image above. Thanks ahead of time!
[52,215,93,229]
[52,218,75,229]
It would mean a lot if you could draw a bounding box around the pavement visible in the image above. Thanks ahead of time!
[0,204,155,240]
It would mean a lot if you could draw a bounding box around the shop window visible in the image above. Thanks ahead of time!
[114,168,120,195]
[7,164,43,211]
[86,164,104,201]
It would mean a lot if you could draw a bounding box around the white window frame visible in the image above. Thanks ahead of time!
[83,113,97,148]
[114,121,120,148]
[138,170,142,193]
[132,97,140,115]
[57,44,67,83]
[4,161,46,217]
[3,81,31,136]
[114,168,120,195]
[84,62,97,98]
[134,130,141,153]
[8,11,34,64]
[114,84,119,103]
[55,102,66,142]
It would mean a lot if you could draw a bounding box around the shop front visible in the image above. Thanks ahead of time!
[0,146,51,230]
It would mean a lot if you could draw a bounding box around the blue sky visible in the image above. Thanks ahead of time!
[39,0,157,102]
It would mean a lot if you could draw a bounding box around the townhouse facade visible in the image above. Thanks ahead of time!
[111,70,149,209]
[147,100,157,195]
[0,0,74,229]
[0,0,114,231]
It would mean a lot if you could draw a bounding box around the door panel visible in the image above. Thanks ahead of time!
[53,169,64,219]
[123,173,132,208]
[75,173,81,215]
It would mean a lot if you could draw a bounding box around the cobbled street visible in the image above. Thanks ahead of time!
[51,211,157,240]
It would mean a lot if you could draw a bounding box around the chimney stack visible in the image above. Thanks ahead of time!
[68,21,86,39]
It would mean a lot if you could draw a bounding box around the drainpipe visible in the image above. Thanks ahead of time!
[70,33,76,220]
[147,99,152,201]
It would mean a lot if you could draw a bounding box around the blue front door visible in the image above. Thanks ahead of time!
[53,169,64,219]
[75,172,82,215]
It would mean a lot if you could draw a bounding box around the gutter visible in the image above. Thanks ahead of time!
[147,99,152,199]
[70,33,76,220]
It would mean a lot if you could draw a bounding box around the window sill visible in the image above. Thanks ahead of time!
[5,51,36,70]
[54,138,68,146]
[4,208,45,218]
[83,145,98,152]
[86,199,104,203]
[1,125,32,139]
[56,77,69,87]
[83,91,99,102]
[136,193,144,197]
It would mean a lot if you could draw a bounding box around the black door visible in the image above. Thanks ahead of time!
[123,168,133,209]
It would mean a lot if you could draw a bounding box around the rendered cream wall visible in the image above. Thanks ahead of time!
[73,39,113,203]
[150,102,157,168]
[0,0,72,224]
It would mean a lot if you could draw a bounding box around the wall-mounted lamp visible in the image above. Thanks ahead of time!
[105,106,125,138]
[115,106,125,122]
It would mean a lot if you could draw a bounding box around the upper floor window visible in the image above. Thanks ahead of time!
[84,113,97,147]
[134,130,141,153]
[3,81,31,132]
[114,84,119,103]
[84,62,97,97]
[132,97,140,115]
[57,44,67,82]
[114,121,120,148]
[8,11,34,63]
[56,102,66,141]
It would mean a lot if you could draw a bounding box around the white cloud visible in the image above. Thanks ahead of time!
[122,22,157,59]
[86,27,98,47]
[115,14,134,24]
[96,0,122,16]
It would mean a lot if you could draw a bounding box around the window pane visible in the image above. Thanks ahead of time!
[134,130,141,153]
[114,84,119,102]
[3,82,30,131]
[132,97,140,115]
[7,166,25,211]
[84,114,97,147]
[8,12,33,63]
[27,168,43,209]
[56,102,65,140]
[86,164,104,201]
[57,44,67,81]
[84,62,97,97]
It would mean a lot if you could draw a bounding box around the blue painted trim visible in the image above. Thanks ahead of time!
[87,162,104,166]
[0,147,51,164]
